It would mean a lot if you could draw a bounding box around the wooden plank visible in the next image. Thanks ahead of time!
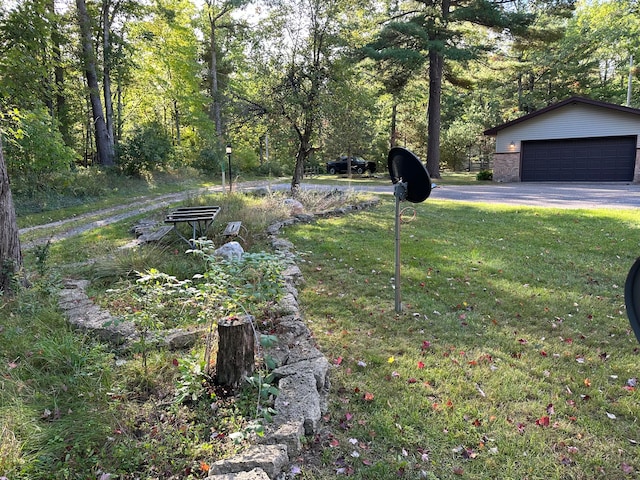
[146,225,174,242]
[223,221,242,236]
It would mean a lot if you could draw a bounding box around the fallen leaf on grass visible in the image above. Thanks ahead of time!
[535,416,550,427]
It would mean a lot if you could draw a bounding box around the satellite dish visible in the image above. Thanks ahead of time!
[388,147,432,203]
[625,257,640,343]
[387,147,433,313]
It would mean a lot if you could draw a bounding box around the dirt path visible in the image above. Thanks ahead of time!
[19,180,279,250]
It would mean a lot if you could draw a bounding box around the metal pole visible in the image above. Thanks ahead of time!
[228,153,232,192]
[395,191,402,313]
[394,182,407,313]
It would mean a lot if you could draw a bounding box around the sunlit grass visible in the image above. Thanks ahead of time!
[283,198,640,479]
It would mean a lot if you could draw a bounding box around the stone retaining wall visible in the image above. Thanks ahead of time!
[58,197,380,480]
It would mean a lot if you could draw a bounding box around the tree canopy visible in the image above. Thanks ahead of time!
[3,0,640,185]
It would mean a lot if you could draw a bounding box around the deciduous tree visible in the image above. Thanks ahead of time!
[0,134,22,297]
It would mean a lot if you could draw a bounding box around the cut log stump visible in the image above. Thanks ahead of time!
[216,314,255,388]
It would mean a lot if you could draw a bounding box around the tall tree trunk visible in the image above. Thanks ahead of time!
[290,110,315,194]
[209,20,223,137]
[48,0,72,147]
[0,137,23,297]
[173,99,181,144]
[426,47,442,179]
[390,101,398,149]
[291,143,309,196]
[102,1,116,154]
[76,0,114,167]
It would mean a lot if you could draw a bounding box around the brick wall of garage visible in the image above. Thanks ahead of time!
[493,152,520,182]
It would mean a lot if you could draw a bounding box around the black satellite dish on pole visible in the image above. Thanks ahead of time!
[625,258,640,343]
[387,147,432,313]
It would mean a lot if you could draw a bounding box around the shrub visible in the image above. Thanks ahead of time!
[3,107,76,192]
[117,122,174,176]
[193,144,225,174]
[477,169,493,181]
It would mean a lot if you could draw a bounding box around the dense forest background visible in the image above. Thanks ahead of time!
[1,0,639,192]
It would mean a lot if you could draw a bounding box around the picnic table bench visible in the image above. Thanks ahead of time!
[164,205,221,246]
[222,221,247,244]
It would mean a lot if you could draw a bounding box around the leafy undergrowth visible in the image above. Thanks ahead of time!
[282,198,640,479]
[1,188,373,479]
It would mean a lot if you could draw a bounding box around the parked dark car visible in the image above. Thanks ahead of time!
[326,156,376,174]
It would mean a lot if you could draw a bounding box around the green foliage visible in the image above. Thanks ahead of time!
[2,108,75,192]
[117,122,175,176]
[174,354,214,404]
[194,143,226,174]
[476,169,493,181]
[240,371,279,424]
[188,242,287,311]
[253,161,287,177]
[440,120,481,171]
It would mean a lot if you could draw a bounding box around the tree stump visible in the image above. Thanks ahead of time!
[216,315,256,388]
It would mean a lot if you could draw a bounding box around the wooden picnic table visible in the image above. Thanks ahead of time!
[164,205,221,246]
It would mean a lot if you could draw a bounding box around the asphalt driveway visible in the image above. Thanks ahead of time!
[319,181,640,209]
[427,182,640,209]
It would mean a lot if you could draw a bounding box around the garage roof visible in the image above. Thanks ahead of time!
[484,97,640,136]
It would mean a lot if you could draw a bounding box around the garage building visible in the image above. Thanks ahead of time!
[484,97,640,183]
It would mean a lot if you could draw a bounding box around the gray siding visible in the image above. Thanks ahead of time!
[496,103,640,153]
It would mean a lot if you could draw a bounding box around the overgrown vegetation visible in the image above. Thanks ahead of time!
[1,184,371,479]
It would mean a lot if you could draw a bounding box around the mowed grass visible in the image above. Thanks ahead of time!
[282,198,640,479]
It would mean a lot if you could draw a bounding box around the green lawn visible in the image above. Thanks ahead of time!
[303,171,483,187]
[282,198,640,479]
[4,184,639,480]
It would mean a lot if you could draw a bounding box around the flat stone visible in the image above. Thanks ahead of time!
[207,467,270,480]
[293,213,314,222]
[266,223,283,236]
[274,373,322,435]
[284,342,324,365]
[276,317,310,339]
[208,444,288,478]
[161,328,206,350]
[282,264,303,283]
[277,293,298,315]
[273,356,330,392]
[262,421,304,456]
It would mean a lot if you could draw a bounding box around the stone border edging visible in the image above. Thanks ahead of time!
[57,195,380,480]
[207,198,379,479]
